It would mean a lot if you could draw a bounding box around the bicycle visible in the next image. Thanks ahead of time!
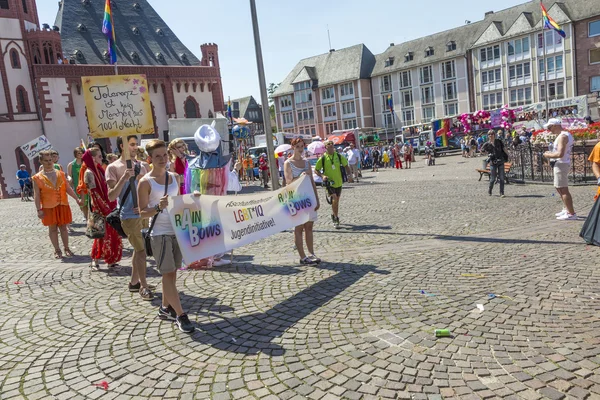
[22,180,33,201]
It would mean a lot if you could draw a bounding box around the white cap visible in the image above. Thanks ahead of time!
[544,118,562,129]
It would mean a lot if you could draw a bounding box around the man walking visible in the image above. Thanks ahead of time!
[481,130,508,197]
[315,140,353,229]
[543,118,576,220]
[138,139,194,333]
[345,143,360,183]
[106,135,154,300]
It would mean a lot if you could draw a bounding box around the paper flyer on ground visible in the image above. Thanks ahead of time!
[166,175,317,264]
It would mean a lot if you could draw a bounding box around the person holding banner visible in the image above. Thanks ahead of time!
[284,138,321,264]
[82,148,123,269]
[33,150,82,259]
[106,135,154,301]
[138,139,195,333]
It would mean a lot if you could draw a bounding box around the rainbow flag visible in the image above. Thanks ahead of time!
[102,0,117,64]
[387,94,394,113]
[80,138,87,151]
[227,98,232,121]
[541,3,566,38]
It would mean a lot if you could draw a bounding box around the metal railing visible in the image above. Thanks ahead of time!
[506,141,596,184]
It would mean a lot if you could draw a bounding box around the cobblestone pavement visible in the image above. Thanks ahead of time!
[1,155,600,400]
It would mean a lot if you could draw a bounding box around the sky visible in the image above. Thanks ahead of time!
[36,0,527,104]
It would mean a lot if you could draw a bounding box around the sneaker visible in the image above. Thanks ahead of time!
[176,314,195,333]
[331,214,336,223]
[212,258,231,267]
[334,221,341,229]
[557,213,577,221]
[500,194,506,198]
[129,282,157,292]
[555,209,567,217]
[139,287,154,301]
[309,254,321,264]
[300,257,317,265]
[488,189,492,196]
[158,305,177,321]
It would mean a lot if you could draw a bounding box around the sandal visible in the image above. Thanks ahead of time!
[63,248,74,257]
[89,262,100,270]
[300,257,317,265]
[54,249,62,259]
[309,254,321,264]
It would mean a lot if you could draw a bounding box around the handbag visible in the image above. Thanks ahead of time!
[106,163,140,238]
[86,205,106,239]
[142,171,169,258]
[580,196,600,246]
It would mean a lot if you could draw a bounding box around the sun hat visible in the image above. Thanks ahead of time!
[544,118,562,129]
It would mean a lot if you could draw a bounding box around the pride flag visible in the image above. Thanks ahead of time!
[227,99,232,120]
[387,94,394,113]
[102,0,117,64]
[541,3,566,38]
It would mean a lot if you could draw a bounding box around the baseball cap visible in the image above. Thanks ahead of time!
[544,118,562,129]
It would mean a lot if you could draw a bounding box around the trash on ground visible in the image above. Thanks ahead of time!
[94,381,109,390]
[460,273,486,278]
[435,329,451,337]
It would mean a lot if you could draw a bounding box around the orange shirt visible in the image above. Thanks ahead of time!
[33,170,69,209]
[588,142,600,199]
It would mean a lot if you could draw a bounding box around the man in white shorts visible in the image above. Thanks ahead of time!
[543,118,576,220]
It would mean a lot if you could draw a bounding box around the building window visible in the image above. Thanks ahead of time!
[444,103,458,117]
[325,122,338,135]
[480,45,500,62]
[324,104,337,118]
[0,0,9,9]
[421,86,434,104]
[341,101,355,115]
[402,109,414,125]
[422,106,435,122]
[280,95,292,108]
[343,119,357,129]
[538,31,562,48]
[383,113,394,128]
[592,76,600,92]
[381,95,392,112]
[385,57,394,67]
[481,68,501,86]
[340,83,354,96]
[539,55,563,75]
[541,82,565,101]
[21,0,28,13]
[401,90,413,108]
[507,37,530,56]
[16,86,30,113]
[184,97,199,118]
[591,49,600,65]
[294,81,312,104]
[447,41,456,52]
[425,47,434,57]
[441,60,455,80]
[282,112,293,125]
[10,49,21,69]
[420,65,433,84]
[509,87,532,107]
[590,20,600,37]
[404,52,413,62]
[508,62,531,80]
[322,87,335,100]
[483,92,502,110]
[399,71,411,88]
[381,75,392,92]
[443,81,457,101]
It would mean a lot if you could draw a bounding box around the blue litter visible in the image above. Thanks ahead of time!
[488,294,496,299]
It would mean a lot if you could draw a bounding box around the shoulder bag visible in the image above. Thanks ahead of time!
[106,163,140,238]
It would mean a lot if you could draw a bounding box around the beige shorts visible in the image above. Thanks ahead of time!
[121,218,145,252]
[553,162,570,188]
[150,235,182,274]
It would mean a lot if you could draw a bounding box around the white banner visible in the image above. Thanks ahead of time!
[166,175,317,265]
[20,135,51,160]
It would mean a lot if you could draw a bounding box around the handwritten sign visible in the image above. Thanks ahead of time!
[82,74,154,138]
[21,135,51,159]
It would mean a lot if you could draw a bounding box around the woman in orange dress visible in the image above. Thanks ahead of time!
[82,148,123,269]
[33,150,82,259]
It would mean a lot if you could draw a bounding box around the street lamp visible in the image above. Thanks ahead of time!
[249,0,279,190]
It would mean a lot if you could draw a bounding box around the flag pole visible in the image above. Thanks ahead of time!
[541,1,549,120]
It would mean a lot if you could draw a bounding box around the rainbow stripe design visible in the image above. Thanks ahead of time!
[102,0,117,64]
[541,3,566,38]
[227,99,232,121]
[387,94,393,113]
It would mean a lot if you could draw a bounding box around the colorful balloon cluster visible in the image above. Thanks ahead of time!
[500,105,516,130]
[459,113,473,133]
[473,110,491,122]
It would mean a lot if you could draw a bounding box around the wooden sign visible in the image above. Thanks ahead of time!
[82,74,154,138]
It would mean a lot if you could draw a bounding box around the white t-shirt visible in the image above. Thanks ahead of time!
[553,131,574,164]
[278,156,285,171]
[346,149,360,165]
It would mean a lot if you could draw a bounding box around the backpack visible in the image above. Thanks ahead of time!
[319,152,347,183]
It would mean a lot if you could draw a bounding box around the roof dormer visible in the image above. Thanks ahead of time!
[425,47,434,57]
[385,57,394,67]
[404,52,414,62]
[446,41,456,52]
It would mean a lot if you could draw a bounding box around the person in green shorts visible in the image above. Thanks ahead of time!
[315,140,353,229]
[68,147,88,222]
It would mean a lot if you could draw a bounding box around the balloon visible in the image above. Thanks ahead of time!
[232,125,250,140]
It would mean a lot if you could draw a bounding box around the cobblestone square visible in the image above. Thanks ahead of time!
[1,155,599,399]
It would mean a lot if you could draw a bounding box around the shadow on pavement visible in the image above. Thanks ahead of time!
[190,261,389,355]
